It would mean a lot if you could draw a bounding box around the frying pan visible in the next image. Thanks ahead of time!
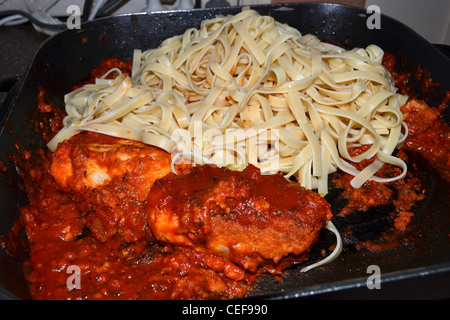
[0,3,449,300]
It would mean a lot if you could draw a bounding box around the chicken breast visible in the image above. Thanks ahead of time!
[50,131,175,243]
[50,131,172,201]
[147,164,332,272]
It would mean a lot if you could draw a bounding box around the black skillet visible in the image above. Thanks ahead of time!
[0,3,449,300]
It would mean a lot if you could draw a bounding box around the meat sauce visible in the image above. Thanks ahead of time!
[2,53,449,299]
[383,52,450,180]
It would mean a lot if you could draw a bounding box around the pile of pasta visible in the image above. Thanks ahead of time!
[48,8,408,196]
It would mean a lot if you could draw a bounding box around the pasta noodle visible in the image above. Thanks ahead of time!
[47,8,409,196]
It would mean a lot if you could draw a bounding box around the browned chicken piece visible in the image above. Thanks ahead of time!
[50,131,174,243]
[50,131,173,200]
[147,164,332,273]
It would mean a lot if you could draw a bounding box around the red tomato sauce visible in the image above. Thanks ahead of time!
[10,144,253,300]
[383,52,450,181]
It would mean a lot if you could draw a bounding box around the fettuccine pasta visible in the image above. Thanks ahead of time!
[47,8,408,195]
